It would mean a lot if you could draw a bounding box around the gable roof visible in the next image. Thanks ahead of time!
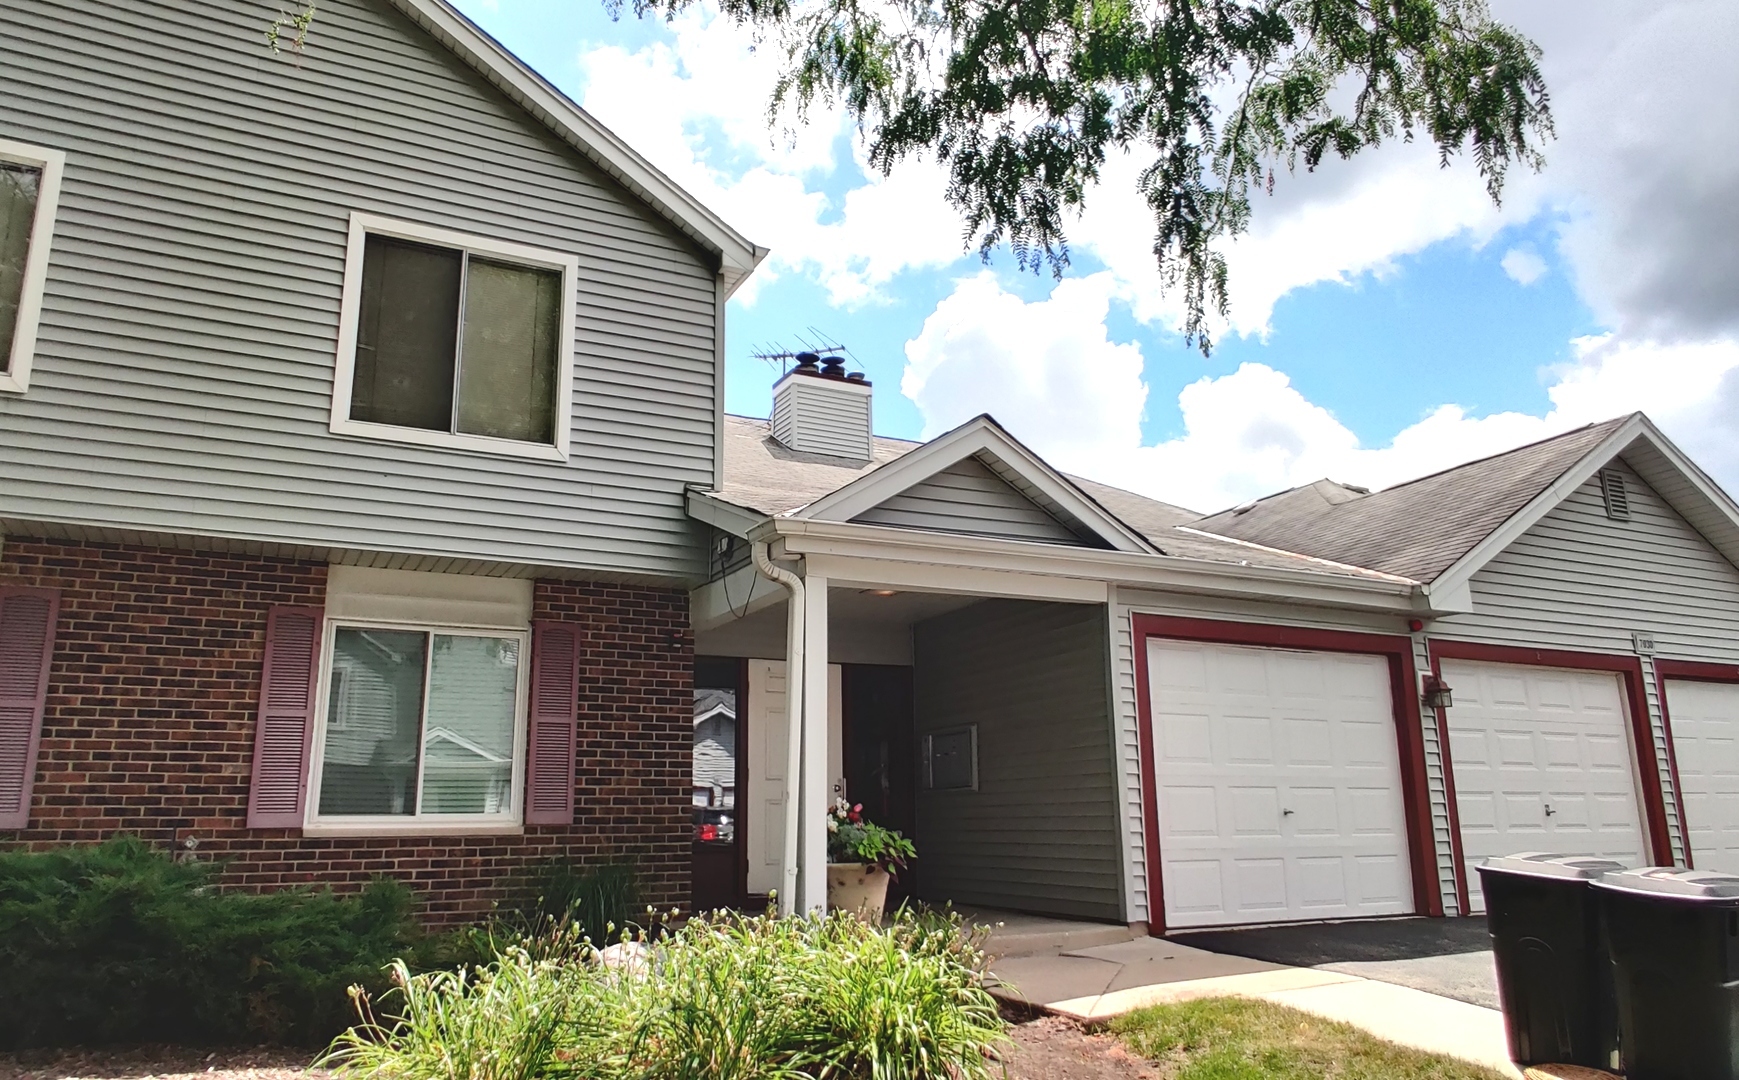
[386,0,766,295]
[1192,413,1739,590]
[796,415,1158,553]
[697,416,1413,582]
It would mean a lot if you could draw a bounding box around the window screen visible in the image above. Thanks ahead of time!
[349,233,563,446]
[457,257,560,443]
[0,162,42,373]
[351,236,462,431]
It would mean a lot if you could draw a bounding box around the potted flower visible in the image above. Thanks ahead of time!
[825,797,916,921]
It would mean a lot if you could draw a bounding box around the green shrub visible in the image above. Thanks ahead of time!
[0,836,423,1048]
[323,908,1009,1080]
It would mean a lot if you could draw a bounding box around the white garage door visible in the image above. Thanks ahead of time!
[1147,639,1412,928]
[1442,660,1647,912]
[1664,679,1739,875]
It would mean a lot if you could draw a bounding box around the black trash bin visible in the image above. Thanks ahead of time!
[1596,867,1739,1080]
[1478,852,1626,1071]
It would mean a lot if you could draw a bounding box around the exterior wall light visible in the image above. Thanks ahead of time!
[1422,675,1454,711]
[861,589,898,597]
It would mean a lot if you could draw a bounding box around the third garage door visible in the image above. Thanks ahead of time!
[1663,678,1739,875]
[1148,639,1412,928]
[1442,659,1647,911]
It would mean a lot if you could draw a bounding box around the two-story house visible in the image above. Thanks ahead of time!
[7,0,1739,936]
[0,0,762,921]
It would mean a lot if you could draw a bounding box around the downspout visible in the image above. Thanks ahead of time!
[752,539,805,917]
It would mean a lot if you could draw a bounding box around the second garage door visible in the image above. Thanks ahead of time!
[1147,639,1412,928]
[1663,678,1739,875]
[1442,659,1648,912]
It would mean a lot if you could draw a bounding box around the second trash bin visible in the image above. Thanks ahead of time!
[1478,852,1626,1071]
[1596,867,1739,1080]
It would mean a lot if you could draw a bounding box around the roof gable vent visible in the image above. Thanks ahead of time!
[771,353,873,462]
[1600,468,1631,521]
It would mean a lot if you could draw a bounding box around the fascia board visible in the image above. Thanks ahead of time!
[795,417,1156,554]
[1428,414,1649,600]
[1620,417,1739,568]
[764,519,1428,613]
[686,489,769,538]
[386,0,766,289]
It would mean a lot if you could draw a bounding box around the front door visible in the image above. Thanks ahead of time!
[843,665,917,902]
[744,660,843,901]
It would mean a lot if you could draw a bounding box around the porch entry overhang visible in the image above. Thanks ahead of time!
[687,507,1461,920]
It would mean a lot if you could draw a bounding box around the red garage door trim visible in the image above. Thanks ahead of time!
[1131,614,1439,935]
[1652,658,1739,871]
[1426,640,1673,914]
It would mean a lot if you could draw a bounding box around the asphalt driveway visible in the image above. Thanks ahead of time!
[1171,916,1500,1009]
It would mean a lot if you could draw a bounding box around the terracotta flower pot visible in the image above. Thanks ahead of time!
[827,862,891,921]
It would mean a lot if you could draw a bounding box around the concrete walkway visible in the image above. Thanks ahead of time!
[988,936,1520,1079]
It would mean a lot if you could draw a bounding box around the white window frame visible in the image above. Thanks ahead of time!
[329,212,578,462]
[0,138,67,395]
[303,616,532,837]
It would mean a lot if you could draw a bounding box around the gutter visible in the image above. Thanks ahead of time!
[751,539,805,916]
[749,517,1452,615]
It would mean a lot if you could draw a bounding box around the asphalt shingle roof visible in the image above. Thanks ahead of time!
[714,416,1410,582]
[1191,416,1633,582]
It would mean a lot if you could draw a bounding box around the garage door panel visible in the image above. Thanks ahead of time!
[1442,659,1647,912]
[1161,713,1213,763]
[1665,680,1739,875]
[1166,860,1225,917]
[1149,639,1412,928]
[1164,785,1219,836]
[1224,716,1275,764]
[1286,717,1332,763]
[1229,787,1282,836]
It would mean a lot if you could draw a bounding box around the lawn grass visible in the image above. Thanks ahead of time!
[1108,996,1509,1079]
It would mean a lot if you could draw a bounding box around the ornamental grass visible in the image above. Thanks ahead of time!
[320,907,1009,1080]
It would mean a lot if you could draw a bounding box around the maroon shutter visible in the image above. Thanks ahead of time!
[246,606,322,828]
[525,620,579,825]
[0,588,59,830]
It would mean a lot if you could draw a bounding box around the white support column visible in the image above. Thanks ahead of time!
[797,574,831,913]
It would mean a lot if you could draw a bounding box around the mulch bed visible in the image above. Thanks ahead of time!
[0,1047,327,1080]
[0,1014,1152,1080]
[1002,1013,1160,1079]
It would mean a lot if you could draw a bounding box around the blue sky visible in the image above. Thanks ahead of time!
[456,0,1739,512]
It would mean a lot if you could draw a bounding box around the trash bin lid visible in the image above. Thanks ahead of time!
[1594,866,1739,900]
[1478,852,1628,880]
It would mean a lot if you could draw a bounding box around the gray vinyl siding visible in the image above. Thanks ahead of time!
[912,599,1124,921]
[0,0,719,581]
[855,457,1088,545]
[1430,460,1739,866]
[1108,588,1414,924]
[1411,632,1461,913]
[1440,461,1739,661]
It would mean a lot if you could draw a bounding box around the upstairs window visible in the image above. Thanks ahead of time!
[331,214,576,460]
[0,138,66,395]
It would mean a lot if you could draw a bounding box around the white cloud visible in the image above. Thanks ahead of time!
[573,10,966,306]
[901,275,1739,513]
[1501,246,1548,286]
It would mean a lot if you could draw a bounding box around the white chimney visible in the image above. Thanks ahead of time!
[771,353,873,462]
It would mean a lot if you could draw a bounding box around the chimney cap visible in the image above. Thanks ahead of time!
[793,351,821,370]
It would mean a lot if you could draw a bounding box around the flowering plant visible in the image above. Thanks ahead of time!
[825,798,917,877]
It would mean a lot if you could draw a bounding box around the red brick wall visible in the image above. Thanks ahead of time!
[0,539,693,925]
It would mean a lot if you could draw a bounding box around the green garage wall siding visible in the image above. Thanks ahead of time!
[912,599,1124,921]
[0,0,718,581]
